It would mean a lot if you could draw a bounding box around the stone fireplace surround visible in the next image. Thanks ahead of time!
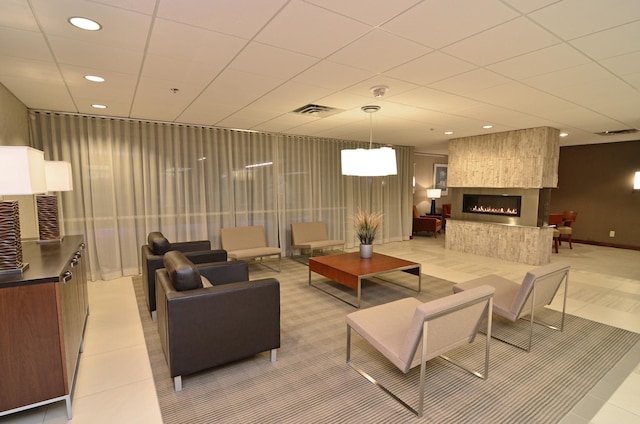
[445,127,559,266]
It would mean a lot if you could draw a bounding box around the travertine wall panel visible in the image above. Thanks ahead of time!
[448,127,559,188]
[445,220,554,266]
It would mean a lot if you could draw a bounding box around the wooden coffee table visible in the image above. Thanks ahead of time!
[308,252,421,308]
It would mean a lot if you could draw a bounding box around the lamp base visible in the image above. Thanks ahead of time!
[0,200,27,274]
[0,263,29,275]
[37,195,61,241]
[430,199,437,215]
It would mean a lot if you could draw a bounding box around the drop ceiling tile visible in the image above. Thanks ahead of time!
[571,21,640,60]
[292,60,374,91]
[529,0,640,40]
[47,35,143,74]
[0,0,40,31]
[385,51,476,86]
[389,87,486,113]
[228,42,319,80]
[443,17,561,67]
[500,0,558,14]
[304,0,422,26]
[247,81,334,114]
[157,0,288,40]
[147,19,247,65]
[0,27,52,61]
[601,52,640,76]
[524,63,615,92]
[90,0,156,15]
[343,76,419,99]
[255,1,370,58]
[129,78,204,122]
[488,43,592,80]
[0,76,76,111]
[0,56,61,82]
[314,91,373,111]
[382,0,519,49]
[429,69,511,95]
[471,82,577,114]
[141,54,223,85]
[327,29,431,73]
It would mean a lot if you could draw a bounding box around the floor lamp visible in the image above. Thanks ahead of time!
[37,161,73,242]
[0,146,47,274]
[427,189,441,215]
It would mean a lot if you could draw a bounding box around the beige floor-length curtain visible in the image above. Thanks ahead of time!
[30,111,413,280]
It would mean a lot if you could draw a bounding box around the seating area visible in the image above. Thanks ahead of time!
[141,231,227,320]
[453,261,570,352]
[412,205,442,238]
[155,250,281,391]
[220,225,282,272]
[346,285,495,417]
[291,221,344,257]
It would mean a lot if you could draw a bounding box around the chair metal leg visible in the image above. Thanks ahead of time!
[174,376,182,391]
[270,348,277,362]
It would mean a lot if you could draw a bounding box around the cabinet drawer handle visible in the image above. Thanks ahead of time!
[70,257,79,267]
[62,271,72,283]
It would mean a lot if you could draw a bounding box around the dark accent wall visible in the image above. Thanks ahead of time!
[551,140,640,249]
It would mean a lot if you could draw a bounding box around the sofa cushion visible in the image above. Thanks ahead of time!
[163,250,203,291]
[148,231,171,255]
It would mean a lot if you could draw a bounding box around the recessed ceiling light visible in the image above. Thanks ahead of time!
[91,104,107,109]
[69,17,101,31]
[444,131,454,135]
[482,125,493,129]
[84,75,104,82]
[560,132,569,137]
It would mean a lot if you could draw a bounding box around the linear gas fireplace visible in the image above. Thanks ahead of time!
[462,194,521,217]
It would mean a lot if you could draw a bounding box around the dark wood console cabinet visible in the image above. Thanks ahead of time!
[0,235,88,419]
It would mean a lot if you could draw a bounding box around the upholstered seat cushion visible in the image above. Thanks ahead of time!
[148,231,171,255]
[227,247,281,260]
[453,275,520,320]
[163,250,203,291]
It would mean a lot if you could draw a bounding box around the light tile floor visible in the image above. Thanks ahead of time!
[1,237,638,423]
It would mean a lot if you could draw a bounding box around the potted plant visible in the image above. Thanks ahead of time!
[354,209,383,259]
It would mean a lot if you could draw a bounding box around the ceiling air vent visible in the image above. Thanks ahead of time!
[291,104,343,118]
[595,128,638,136]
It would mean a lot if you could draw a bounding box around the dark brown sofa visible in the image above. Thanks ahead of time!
[141,231,227,319]
[156,251,281,391]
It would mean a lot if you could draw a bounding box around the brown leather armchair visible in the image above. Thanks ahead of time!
[141,231,227,319]
[156,251,280,391]
[412,206,442,238]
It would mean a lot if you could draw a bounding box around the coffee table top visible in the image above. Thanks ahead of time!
[309,252,419,278]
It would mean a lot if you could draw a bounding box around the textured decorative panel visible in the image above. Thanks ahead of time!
[36,195,60,241]
[445,220,554,265]
[448,127,560,188]
[0,201,23,270]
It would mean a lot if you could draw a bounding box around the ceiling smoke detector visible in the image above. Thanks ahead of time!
[595,129,638,136]
[370,85,388,99]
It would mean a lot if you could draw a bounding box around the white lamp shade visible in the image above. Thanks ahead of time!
[635,171,640,190]
[45,161,73,191]
[427,189,441,199]
[0,146,47,195]
[341,147,397,176]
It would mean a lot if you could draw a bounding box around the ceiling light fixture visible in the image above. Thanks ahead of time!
[444,131,454,135]
[91,104,107,109]
[482,125,493,129]
[560,132,568,137]
[341,105,397,177]
[69,17,102,31]
[84,75,104,82]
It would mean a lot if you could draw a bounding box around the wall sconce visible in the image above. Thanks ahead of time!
[0,146,47,274]
[634,171,640,192]
[427,189,441,215]
[37,161,73,242]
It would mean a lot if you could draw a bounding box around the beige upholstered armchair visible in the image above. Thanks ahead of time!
[291,221,344,257]
[220,225,281,271]
[346,285,494,418]
[453,261,570,352]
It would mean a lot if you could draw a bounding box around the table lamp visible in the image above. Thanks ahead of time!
[37,161,73,242]
[427,189,441,215]
[0,146,47,274]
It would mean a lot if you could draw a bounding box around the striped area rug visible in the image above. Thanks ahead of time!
[133,257,639,423]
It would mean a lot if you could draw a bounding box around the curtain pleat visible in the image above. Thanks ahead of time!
[30,111,413,280]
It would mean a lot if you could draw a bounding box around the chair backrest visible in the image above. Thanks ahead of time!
[220,226,268,251]
[562,211,578,226]
[511,261,570,319]
[412,205,420,218]
[398,285,494,373]
[442,203,451,218]
[548,213,564,226]
[291,222,329,245]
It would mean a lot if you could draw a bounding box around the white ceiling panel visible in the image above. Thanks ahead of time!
[1,0,639,153]
[326,29,431,74]
[382,0,519,49]
[443,17,561,66]
[254,1,370,58]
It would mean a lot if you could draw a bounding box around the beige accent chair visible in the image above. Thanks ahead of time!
[291,221,344,257]
[557,211,577,248]
[453,261,570,352]
[346,285,494,418]
[220,226,281,272]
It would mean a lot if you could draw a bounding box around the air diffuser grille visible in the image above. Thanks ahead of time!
[596,129,638,136]
[291,104,343,117]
